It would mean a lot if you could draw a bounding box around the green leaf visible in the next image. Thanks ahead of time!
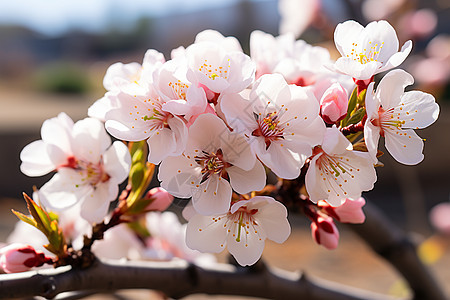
[341,87,358,127]
[12,209,37,228]
[346,107,366,125]
[15,193,67,256]
[23,193,51,234]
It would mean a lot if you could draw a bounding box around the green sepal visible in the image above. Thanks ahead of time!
[127,197,153,215]
[129,162,145,192]
[11,209,37,228]
[341,87,358,127]
[14,193,67,256]
[346,107,366,125]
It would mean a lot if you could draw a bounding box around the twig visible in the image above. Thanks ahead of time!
[348,201,447,300]
[0,259,397,300]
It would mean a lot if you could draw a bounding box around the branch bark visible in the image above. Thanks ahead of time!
[348,201,447,300]
[0,258,396,300]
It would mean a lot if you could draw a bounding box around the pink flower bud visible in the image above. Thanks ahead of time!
[320,83,348,124]
[145,187,174,212]
[318,197,366,224]
[0,243,51,273]
[311,217,339,250]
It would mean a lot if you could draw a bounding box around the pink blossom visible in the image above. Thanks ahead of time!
[311,217,339,250]
[0,244,52,273]
[320,83,348,124]
[145,187,174,212]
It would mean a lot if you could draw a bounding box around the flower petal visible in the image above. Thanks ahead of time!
[227,160,266,194]
[192,175,232,215]
[384,128,424,165]
[186,214,228,253]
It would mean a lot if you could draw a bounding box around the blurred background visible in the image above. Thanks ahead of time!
[0,0,449,298]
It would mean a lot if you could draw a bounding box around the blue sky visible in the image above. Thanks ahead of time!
[0,0,248,36]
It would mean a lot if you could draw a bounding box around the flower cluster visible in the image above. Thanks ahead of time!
[7,19,439,270]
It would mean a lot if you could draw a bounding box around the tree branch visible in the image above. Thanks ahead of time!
[0,258,397,300]
[348,201,447,300]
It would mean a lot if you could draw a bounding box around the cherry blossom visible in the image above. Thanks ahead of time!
[186,196,290,266]
[333,20,412,80]
[153,57,207,121]
[158,114,266,215]
[306,126,377,206]
[185,41,255,100]
[104,86,188,164]
[88,49,165,121]
[249,30,295,78]
[221,73,325,179]
[364,69,439,165]
[21,115,131,223]
[144,211,216,266]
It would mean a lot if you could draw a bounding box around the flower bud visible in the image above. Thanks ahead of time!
[0,243,51,273]
[145,187,174,211]
[311,217,339,250]
[320,83,348,124]
[318,197,366,224]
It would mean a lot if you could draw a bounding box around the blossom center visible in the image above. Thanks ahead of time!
[198,59,230,81]
[78,160,110,186]
[142,102,172,130]
[168,80,188,100]
[195,148,231,183]
[252,111,285,149]
[372,106,405,137]
[348,42,384,65]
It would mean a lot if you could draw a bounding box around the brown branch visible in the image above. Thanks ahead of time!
[0,259,397,300]
[347,201,447,300]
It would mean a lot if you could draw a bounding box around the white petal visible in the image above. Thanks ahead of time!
[364,83,379,118]
[226,221,266,266]
[363,121,381,164]
[334,20,364,57]
[376,69,414,109]
[378,40,413,74]
[80,181,116,223]
[254,139,301,179]
[224,51,255,94]
[186,214,228,253]
[220,92,257,136]
[20,141,57,176]
[252,196,291,243]
[334,58,380,80]
[384,128,424,165]
[158,155,201,198]
[41,113,73,155]
[322,126,352,155]
[250,74,288,107]
[102,141,131,183]
[147,127,177,164]
[73,118,111,163]
[305,155,329,203]
[192,175,232,215]
[399,91,439,129]
[39,170,88,210]
[227,160,266,194]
